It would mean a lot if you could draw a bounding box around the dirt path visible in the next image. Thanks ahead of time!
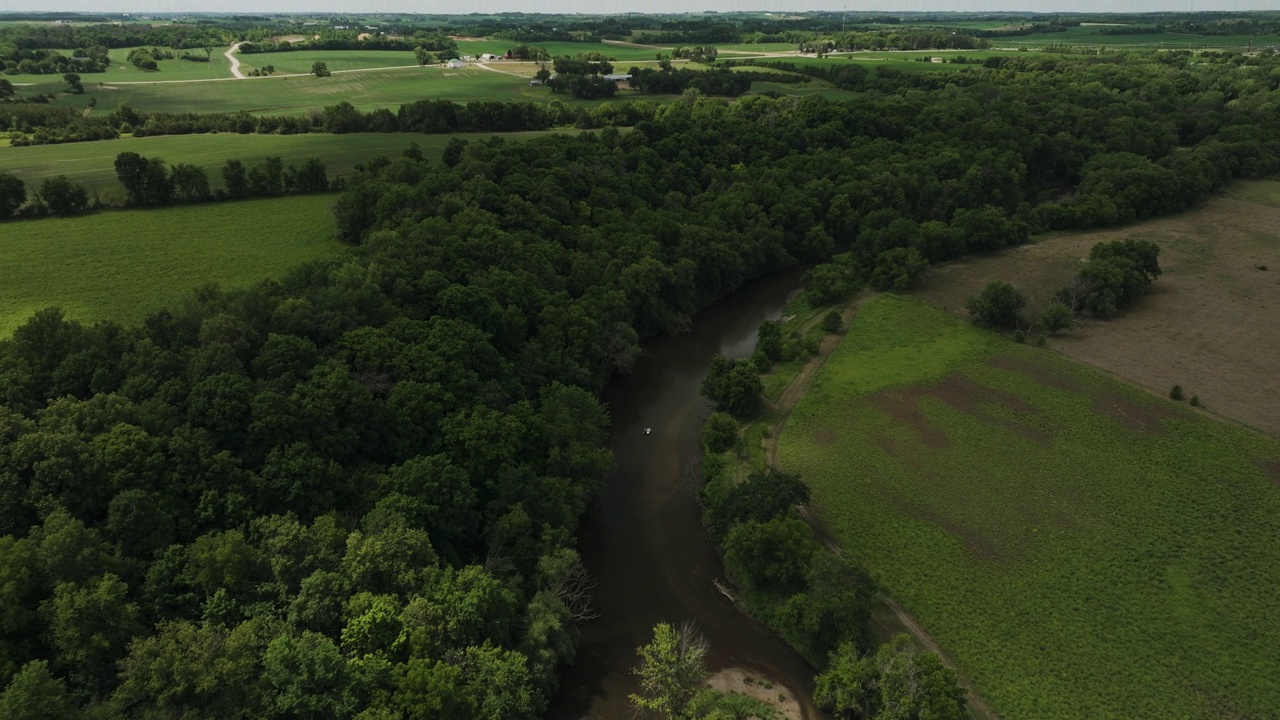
[225,42,245,79]
[602,38,672,50]
[473,62,527,78]
[761,295,1000,720]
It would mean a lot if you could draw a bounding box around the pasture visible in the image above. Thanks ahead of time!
[237,49,417,75]
[0,194,345,337]
[779,294,1280,720]
[912,182,1280,435]
[0,130,567,195]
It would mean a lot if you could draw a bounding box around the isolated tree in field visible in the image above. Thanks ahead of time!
[414,45,431,66]
[1038,302,1074,335]
[630,621,709,719]
[0,173,25,218]
[62,73,83,94]
[815,634,967,720]
[39,176,88,216]
[312,61,330,77]
[700,354,763,418]
[1057,239,1162,317]
[965,281,1026,329]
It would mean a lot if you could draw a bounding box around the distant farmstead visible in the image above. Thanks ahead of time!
[480,53,499,61]
[447,58,465,69]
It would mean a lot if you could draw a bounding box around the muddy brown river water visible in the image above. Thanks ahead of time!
[549,270,822,720]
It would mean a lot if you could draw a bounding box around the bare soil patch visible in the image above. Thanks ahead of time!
[1257,458,1280,489]
[869,389,951,449]
[705,668,802,720]
[985,354,1084,393]
[913,189,1280,436]
[1092,388,1180,434]
[915,507,1003,562]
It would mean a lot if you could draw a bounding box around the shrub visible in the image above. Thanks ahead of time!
[822,310,842,334]
[1190,395,1201,407]
[1170,385,1184,401]
[1039,302,1075,335]
[702,412,739,454]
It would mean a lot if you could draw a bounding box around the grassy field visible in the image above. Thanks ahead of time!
[2,46,233,84]
[238,49,417,75]
[30,66,544,115]
[0,130,568,195]
[0,194,346,336]
[779,294,1280,720]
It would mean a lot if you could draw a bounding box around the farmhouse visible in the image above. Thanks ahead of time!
[447,58,465,69]
[480,53,499,61]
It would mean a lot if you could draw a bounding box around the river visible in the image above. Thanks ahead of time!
[549,270,821,720]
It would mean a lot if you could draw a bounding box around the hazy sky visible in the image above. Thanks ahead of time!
[5,1,1277,15]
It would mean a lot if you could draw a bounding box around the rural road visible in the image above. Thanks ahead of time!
[225,42,245,79]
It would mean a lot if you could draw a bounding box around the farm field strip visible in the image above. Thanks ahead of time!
[0,194,347,337]
[779,294,1280,720]
[0,130,572,195]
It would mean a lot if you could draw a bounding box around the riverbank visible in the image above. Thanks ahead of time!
[549,269,821,720]
[713,288,999,719]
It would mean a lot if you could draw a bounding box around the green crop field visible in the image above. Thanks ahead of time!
[779,294,1280,720]
[0,194,346,337]
[0,130,568,195]
[238,49,417,75]
[455,39,665,61]
[24,66,547,115]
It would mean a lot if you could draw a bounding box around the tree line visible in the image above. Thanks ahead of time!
[2,44,1280,714]
[0,151,335,219]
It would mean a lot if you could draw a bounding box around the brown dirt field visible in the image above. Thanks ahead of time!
[914,187,1280,436]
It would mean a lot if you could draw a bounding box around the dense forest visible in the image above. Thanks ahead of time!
[1,42,1280,717]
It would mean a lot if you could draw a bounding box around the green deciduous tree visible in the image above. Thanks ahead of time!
[264,631,354,719]
[0,660,75,720]
[815,634,966,720]
[38,176,88,216]
[723,517,818,593]
[312,61,331,77]
[869,246,928,291]
[0,173,25,218]
[700,355,763,418]
[701,412,738,454]
[964,281,1026,329]
[1038,302,1074,335]
[629,621,709,720]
